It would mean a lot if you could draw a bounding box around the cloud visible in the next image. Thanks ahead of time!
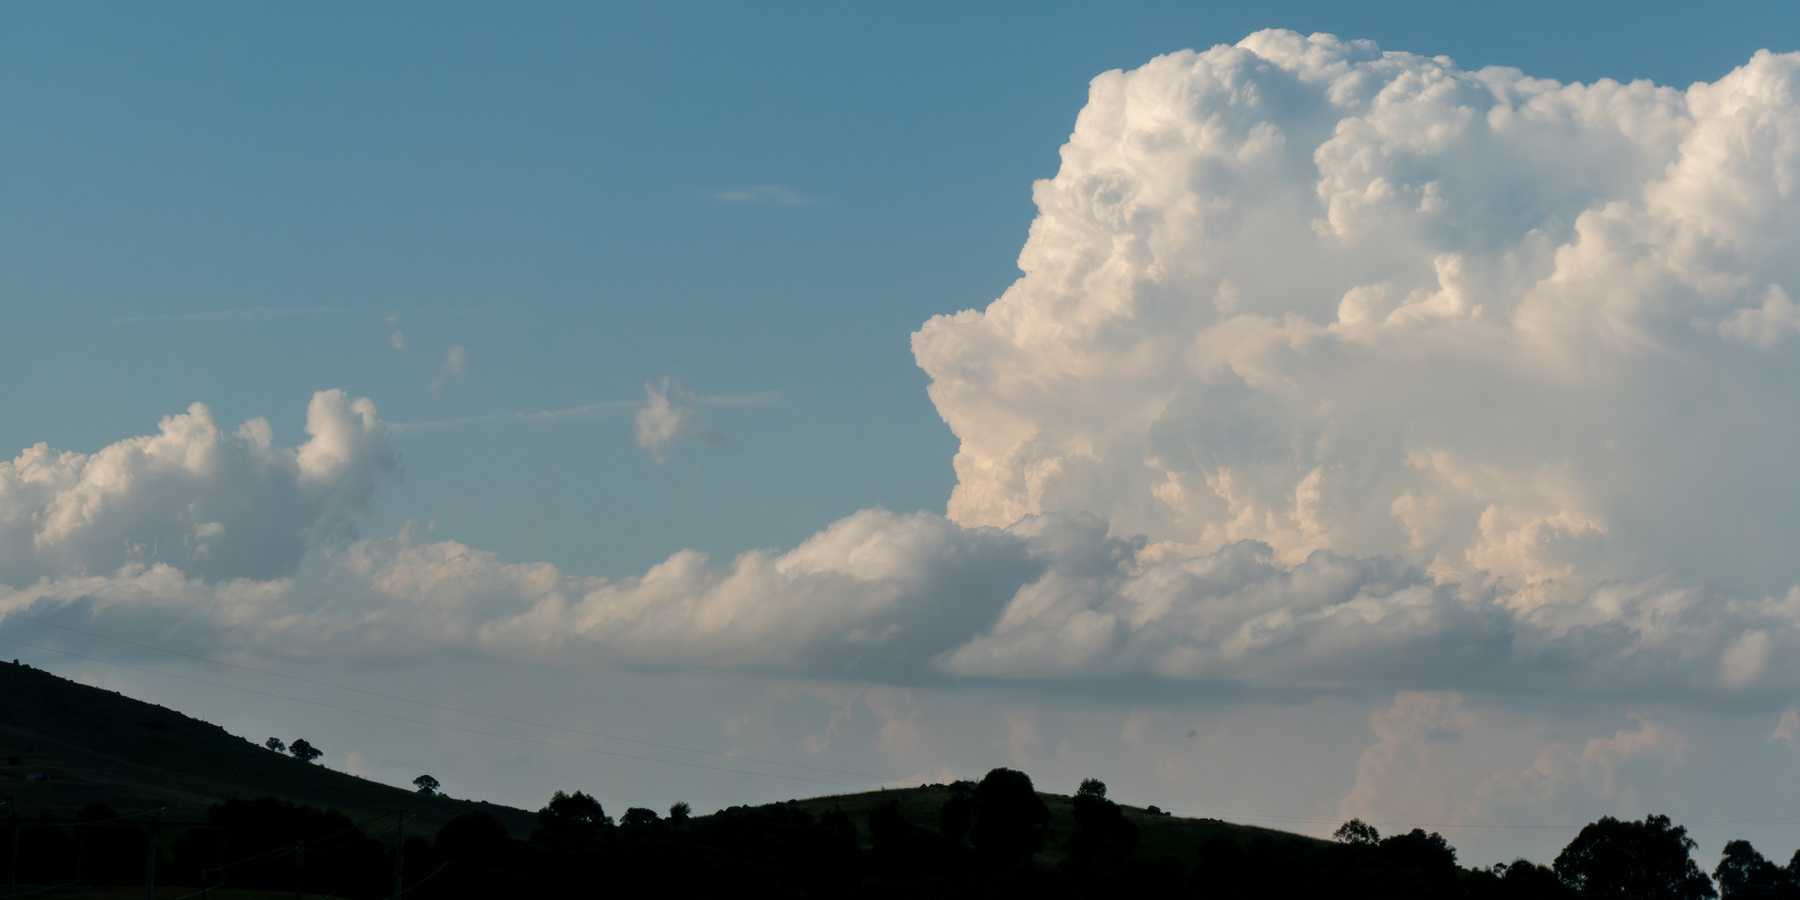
[1336,692,1682,833]
[428,345,467,395]
[913,32,1800,607]
[0,390,398,584]
[389,330,406,351]
[709,185,816,206]
[10,34,1800,711]
[634,378,727,464]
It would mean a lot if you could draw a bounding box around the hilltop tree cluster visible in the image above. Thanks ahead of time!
[2,768,1787,898]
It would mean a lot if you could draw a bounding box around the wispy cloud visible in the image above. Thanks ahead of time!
[427,344,467,396]
[635,378,728,464]
[709,184,817,206]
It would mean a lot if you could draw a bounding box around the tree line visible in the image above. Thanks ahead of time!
[3,767,1793,898]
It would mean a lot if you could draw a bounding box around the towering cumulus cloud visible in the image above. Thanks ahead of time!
[8,34,1800,703]
[916,30,1800,608]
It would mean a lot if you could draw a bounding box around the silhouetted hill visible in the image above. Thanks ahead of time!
[0,659,534,837]
[0,660,1619,898]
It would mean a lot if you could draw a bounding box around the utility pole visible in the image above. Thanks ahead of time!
[391,812,404,900]
[144,811,159,900]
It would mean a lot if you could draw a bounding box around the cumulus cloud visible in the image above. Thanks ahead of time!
[11,33,1800,707]
[0,390,398,584]
[913,31,1800,607]
[13,492,1800,699]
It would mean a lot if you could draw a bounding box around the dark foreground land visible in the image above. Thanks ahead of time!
[0,659,1790,898]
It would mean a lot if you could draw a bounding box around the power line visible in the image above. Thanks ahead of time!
[0,635,908,792]
[0,610,912,785]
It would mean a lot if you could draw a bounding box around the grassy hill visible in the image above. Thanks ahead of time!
[0,659,535,837]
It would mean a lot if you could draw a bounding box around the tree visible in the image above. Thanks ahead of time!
[969,767,1051,859]
[1554,814,1716,900]
[413,774,440,796]
[1334,818,1380,846]
[620,807,661,829]
[532,789,612,851]
[1715,840,1795,899]
[264,737,286,752]
[1378,828,1460,898]
[668,801,691,825]
[539,790,610,828]
[1066,776,1138,869]
[1076,778,1107,801]
[288,738,322,764]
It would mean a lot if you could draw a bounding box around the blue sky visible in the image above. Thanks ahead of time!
[6,1,1794,577]
[6,1,1800,869]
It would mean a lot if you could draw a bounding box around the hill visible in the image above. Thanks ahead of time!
[0,659,1583,897]
[0,659,535,837]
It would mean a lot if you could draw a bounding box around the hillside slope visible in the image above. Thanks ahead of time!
[0,660,535,836]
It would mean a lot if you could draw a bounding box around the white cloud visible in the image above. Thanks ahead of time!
[912,32,1800,606]
[634,378,726,464]
[11,33,1800,713]
[0,390,397,584]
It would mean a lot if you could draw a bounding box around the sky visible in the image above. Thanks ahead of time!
[4,0,1800,870]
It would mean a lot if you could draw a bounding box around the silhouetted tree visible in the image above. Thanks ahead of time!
[1466,859,1580,899]
[621,807,662,829]
[532,789,612,851]
[540,790,610,827]
[668,801,691,824]
[969,767,1051,860]
[1334,817,1381,846]
[288,737,322,763]
[1379,828,1460,898]
[264,736,286,752]
[1716,839,1797,899]
[1065,776,1138,873]
[413,774,440,796]
[1555,814,1716,899]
